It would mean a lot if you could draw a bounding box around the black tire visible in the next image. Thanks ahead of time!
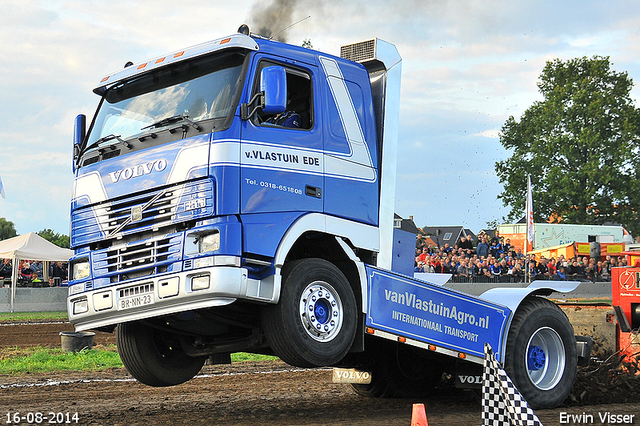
[261,258,357,368]
[116,321,205,387]
[504,296,577,409]
[351,339,445,398]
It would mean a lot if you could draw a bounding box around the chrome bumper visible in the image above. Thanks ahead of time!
[68,264,279,331]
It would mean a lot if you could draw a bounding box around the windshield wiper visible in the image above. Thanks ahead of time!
[141,114,203,132]
[82,134,132,155]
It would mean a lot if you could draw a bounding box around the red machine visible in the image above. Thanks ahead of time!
[611,253,640,359]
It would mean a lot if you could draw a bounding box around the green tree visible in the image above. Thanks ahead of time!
[495,56,640,237]
[302,39,313,49]
[37,229,70,248]
[0,218,17,241]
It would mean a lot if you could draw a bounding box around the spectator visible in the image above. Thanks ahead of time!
[547,258,557,276]
[489,259,502,280]
[585,263,596,282]
[457,260,470,279]
[20,260,33,280]
[534,257,550,279]
[30,272,43,286]
[511,261,524,282]
[595,260,604,280]
[489,241,502,258]
[423,259,435,273]
[414,257,424,273]
[476,237,489,258]
[503,238,513,257]
[459,236,473,252]
[0,259,12,280]
[30,260,43,279]
[567,260,584,278]
[418,247,430,263]
[51,261,68,282]
[552,266,566,280]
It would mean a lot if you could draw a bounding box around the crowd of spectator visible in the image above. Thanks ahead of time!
[0,259,68,287]
[414,233,627,283]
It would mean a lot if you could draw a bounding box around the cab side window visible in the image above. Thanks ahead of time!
[254,62,313,130]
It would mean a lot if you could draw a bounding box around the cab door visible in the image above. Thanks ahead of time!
[239,58,323,215]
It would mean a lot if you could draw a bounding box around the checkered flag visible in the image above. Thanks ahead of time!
[482,343,543,426]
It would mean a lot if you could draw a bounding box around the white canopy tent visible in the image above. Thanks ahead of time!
[0,232,73,311]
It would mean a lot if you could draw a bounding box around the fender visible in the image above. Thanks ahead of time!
[260,213,378,307]
[480,280,581,362]
[272,213,380,269]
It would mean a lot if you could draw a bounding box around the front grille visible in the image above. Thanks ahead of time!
[103,237,177,283]
[71,178,214,247]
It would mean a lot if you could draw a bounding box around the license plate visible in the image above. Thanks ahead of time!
[118,293,154,310]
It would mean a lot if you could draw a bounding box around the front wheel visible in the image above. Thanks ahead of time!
[261,258,357,368]
[504,296,577,409]
[116,321,205,387]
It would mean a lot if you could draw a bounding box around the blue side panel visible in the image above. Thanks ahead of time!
[320,57,379,227]
[323,177,378,225]
[241,211,305,258]
[209,126,242,217]
[366,266,510,361]
[209,163,239,216]
[241,167,323,214]
[324,76,377,167]
[391,228,416,276]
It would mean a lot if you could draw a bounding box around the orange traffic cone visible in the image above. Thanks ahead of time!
[411,403,428,426]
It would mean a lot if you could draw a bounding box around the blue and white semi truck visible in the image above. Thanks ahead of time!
[68,26,588,408]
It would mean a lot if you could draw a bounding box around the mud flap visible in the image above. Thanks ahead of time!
[454,361,483,389]
[576,335,594,367]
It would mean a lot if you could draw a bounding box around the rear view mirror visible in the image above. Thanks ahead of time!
[260,66,287,114]
[74,114,86,146]
[73,114,86,172]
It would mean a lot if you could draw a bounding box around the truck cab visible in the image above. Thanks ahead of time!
[69,29,400,382]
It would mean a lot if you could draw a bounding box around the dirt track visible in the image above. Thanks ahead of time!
[0,322,639,425]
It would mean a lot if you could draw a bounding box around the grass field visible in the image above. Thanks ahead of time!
[0,311,68,322]
[0,312,277,374]
[0,345,277,375]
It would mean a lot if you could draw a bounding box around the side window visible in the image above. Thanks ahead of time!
[253,62,313,130]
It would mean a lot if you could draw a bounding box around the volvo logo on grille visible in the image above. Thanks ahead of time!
[131,206,142,222]
[108,159,168,183]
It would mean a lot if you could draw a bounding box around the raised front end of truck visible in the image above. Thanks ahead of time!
[68,30,397,386]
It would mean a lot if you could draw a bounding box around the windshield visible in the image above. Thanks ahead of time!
[85,50,246,152]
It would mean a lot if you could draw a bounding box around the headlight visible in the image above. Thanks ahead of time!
[72,298,89,315]
[198,232,220,253]
[191,275,210,291]
[72,261,90,280]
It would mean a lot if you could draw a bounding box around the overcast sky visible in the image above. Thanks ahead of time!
[1,0,640,237]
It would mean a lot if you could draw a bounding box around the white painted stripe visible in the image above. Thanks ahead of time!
[167,142,210,184]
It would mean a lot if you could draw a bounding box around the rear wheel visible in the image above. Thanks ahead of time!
[504,296,577,409]
[116,321,205,387]
[261,258,357,367]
